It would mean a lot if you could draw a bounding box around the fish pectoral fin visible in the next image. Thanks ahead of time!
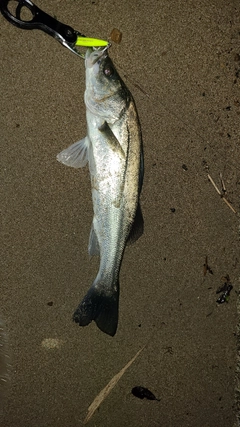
[98,121,125,159]
[56,136,90,168]
[88,223,100,256]
[127,203,144,245]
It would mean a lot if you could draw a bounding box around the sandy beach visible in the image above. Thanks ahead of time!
[1,1,240,426]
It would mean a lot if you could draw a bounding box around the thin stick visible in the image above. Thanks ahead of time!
[221,196,237,214]
[207,174,221,195]
[219,173,226,193]
[207,173,237,214]
[83,345,146,424]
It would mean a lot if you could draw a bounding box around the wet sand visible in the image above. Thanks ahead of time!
[0,1,240,426]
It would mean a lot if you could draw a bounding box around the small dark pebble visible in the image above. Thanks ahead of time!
[216,283,233,304]
[216,283,229,294]
[47,301,53,306]
[170,208,176,213]
[217,295,227,304]
[131,386,160,401]
[182,164,188,171]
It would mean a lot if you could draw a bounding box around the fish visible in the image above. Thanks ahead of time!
[57,47,144,336]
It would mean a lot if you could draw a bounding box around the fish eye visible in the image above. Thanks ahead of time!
[103,65,114,77]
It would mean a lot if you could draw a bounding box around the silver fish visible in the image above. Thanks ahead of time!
[57,47,143,336]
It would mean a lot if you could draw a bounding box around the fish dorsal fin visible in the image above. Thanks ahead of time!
[57,137,90,168]
[98,121,125,159]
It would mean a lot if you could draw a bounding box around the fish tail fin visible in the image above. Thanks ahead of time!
[73,282,119,337]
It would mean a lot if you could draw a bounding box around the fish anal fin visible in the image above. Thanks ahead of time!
[127,203,144,246]
[88,223,100,256]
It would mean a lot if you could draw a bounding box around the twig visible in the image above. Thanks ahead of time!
[219,173,226,194]
[83,344,146,424]
[207,174,221,195]
[207,173,237,214]
[221,196,237,214]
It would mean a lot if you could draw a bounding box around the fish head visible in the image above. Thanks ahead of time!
[85,48,129,122]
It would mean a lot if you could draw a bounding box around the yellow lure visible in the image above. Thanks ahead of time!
[76,36,108,47]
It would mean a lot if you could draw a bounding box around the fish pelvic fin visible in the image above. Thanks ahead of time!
[56,136,90,168]
[73,282,119,337]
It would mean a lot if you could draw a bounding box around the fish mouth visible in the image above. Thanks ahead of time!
[85,46,109,68]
